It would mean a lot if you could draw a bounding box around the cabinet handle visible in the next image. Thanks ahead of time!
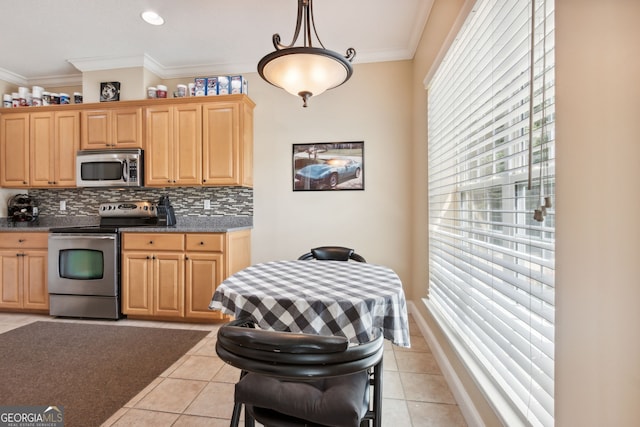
[203,179,207,182]
[185,255,189,260]
[23,181,27,184]
[18,239,24,243]
[149,240,154,244]
[146,256,150,259]
[152,255,156,260]
[199,241,204,245]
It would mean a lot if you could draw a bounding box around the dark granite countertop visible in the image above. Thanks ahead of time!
[0,216,252,233]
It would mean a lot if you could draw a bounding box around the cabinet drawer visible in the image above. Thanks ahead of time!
[122,233,184,251]
[186,233,224,252]
[0,232,48,249]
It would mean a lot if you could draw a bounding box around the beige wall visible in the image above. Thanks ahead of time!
[247,61,414,284]
[82,67,148,103]
[0,81,18,99]
[555,0,640,425]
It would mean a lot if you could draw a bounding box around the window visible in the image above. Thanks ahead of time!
[427,1,555,426]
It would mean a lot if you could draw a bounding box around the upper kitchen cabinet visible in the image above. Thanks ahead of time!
[81,107,143,149]
[145,103,203,186]
[30,111,79,187]
[0,113,30,187]
[145,95,254,188]
[202,98,254,187]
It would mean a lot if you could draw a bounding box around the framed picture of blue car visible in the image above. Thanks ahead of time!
[293,141,364,191]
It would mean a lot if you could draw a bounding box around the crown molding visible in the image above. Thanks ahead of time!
[68,54,150,72]
[0,67,27,87]
[4,49,413,89]
[28,74,83,88]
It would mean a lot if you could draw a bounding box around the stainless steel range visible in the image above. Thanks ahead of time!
[48,200,170,319]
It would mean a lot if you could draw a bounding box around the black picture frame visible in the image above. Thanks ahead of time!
[293,141,364,191]
[100,81,120,102]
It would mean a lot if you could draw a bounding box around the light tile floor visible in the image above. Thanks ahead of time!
[0,312,466,427]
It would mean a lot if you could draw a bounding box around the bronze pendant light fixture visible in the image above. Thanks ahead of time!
[257,0,356,107]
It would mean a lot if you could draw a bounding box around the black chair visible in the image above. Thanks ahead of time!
[216,318,383,427]
[298,246,367,263]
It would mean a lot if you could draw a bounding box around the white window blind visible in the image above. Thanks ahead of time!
[427,1,555,426]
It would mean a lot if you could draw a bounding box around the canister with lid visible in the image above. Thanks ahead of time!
[31,86,43,106]
[156,85,167,98]
[3,94,12,108]
[18,87,28,106]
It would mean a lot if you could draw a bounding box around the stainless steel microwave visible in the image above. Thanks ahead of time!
[76,149,143,187]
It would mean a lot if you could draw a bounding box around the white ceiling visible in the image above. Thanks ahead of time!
[0,0,434,87]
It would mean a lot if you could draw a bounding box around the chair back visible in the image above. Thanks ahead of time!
[298,246,367,263]
[216,319,383,379]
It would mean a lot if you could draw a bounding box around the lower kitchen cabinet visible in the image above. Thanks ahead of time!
[185,252,224,319]
[0,232,48,312]
[121,251,185,318]
[121,230,250,321]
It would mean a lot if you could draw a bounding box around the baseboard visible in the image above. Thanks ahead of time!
[407,300,485,427]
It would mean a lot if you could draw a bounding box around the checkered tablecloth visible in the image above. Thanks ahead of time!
[209,260,411,347]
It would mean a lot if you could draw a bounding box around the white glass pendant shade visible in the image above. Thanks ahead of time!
[259,48,352,99]
[256,0,355,107]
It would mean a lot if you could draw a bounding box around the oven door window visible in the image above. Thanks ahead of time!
[59,249,104,280]
[81,161,123,181]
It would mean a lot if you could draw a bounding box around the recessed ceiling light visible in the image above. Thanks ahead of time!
[141,11,164,26]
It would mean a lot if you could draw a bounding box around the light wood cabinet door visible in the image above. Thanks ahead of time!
[0,248,48,311]
[1,113,30,187]
[113,108,143,148]
[226,229,252,276]
[30,111,79,187]
[22,250,48,310]
[154,252,185,318]
[0,251,22,309]
[174,104,202,185]
[145,105,201,186]
[121,252,153,316]
[185,252,225,319]
[81,110,111,149]
[55,111,80,186]
[30,113,55,187]
[81,108,142,149]
[202,102,240,185]
[202,101,253,187]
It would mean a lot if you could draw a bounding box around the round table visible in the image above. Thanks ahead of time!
[209,260,411,347]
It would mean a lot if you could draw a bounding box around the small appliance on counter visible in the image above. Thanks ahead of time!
[156,195,177,226]
[7,194,39,222]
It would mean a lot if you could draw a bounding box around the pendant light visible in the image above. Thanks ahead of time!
[257,0,356,107]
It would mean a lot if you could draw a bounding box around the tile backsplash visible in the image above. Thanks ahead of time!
[28,186,252,218]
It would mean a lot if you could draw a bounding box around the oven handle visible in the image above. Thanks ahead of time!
[49,234,116,240]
